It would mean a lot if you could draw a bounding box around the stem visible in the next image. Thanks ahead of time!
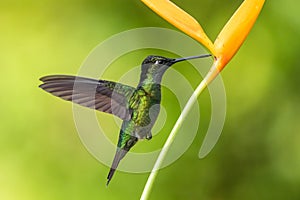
[140,61,220,200]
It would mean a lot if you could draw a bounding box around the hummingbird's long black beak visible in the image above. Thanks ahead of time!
[172,54,212,63]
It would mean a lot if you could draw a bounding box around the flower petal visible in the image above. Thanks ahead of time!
[141,0,215,55]
[214,0,266,71]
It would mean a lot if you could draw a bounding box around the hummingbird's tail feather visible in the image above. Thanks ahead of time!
[106,148,128,186]
[106,135,138,185]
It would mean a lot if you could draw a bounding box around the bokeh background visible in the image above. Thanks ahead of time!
[1,0,300,199]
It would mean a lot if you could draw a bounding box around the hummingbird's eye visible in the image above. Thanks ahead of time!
[155,60,163,65]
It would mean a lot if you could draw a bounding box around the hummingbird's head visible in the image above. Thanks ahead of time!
[142,55,175,67]
[141,54,211,80]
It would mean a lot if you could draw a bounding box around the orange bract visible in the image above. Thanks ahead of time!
[141,0,215,55]
[141,0,265,72]
[214,0,265,71]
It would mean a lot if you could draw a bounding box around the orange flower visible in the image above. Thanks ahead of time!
[141,0,265,83]
[214,0,265,71]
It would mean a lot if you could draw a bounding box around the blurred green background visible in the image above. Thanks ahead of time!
[1,0,300,199]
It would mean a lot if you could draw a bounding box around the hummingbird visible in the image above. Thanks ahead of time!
[39,54,211,185]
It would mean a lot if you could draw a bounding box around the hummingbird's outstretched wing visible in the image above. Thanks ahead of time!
[39,75,135,120]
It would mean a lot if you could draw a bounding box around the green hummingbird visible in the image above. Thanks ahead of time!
[39,54,211,185]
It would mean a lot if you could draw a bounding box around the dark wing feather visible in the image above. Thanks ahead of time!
[39,75,135,120]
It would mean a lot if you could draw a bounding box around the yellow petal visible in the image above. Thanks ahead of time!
[141,0,215,55]
[214,0,265,71]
